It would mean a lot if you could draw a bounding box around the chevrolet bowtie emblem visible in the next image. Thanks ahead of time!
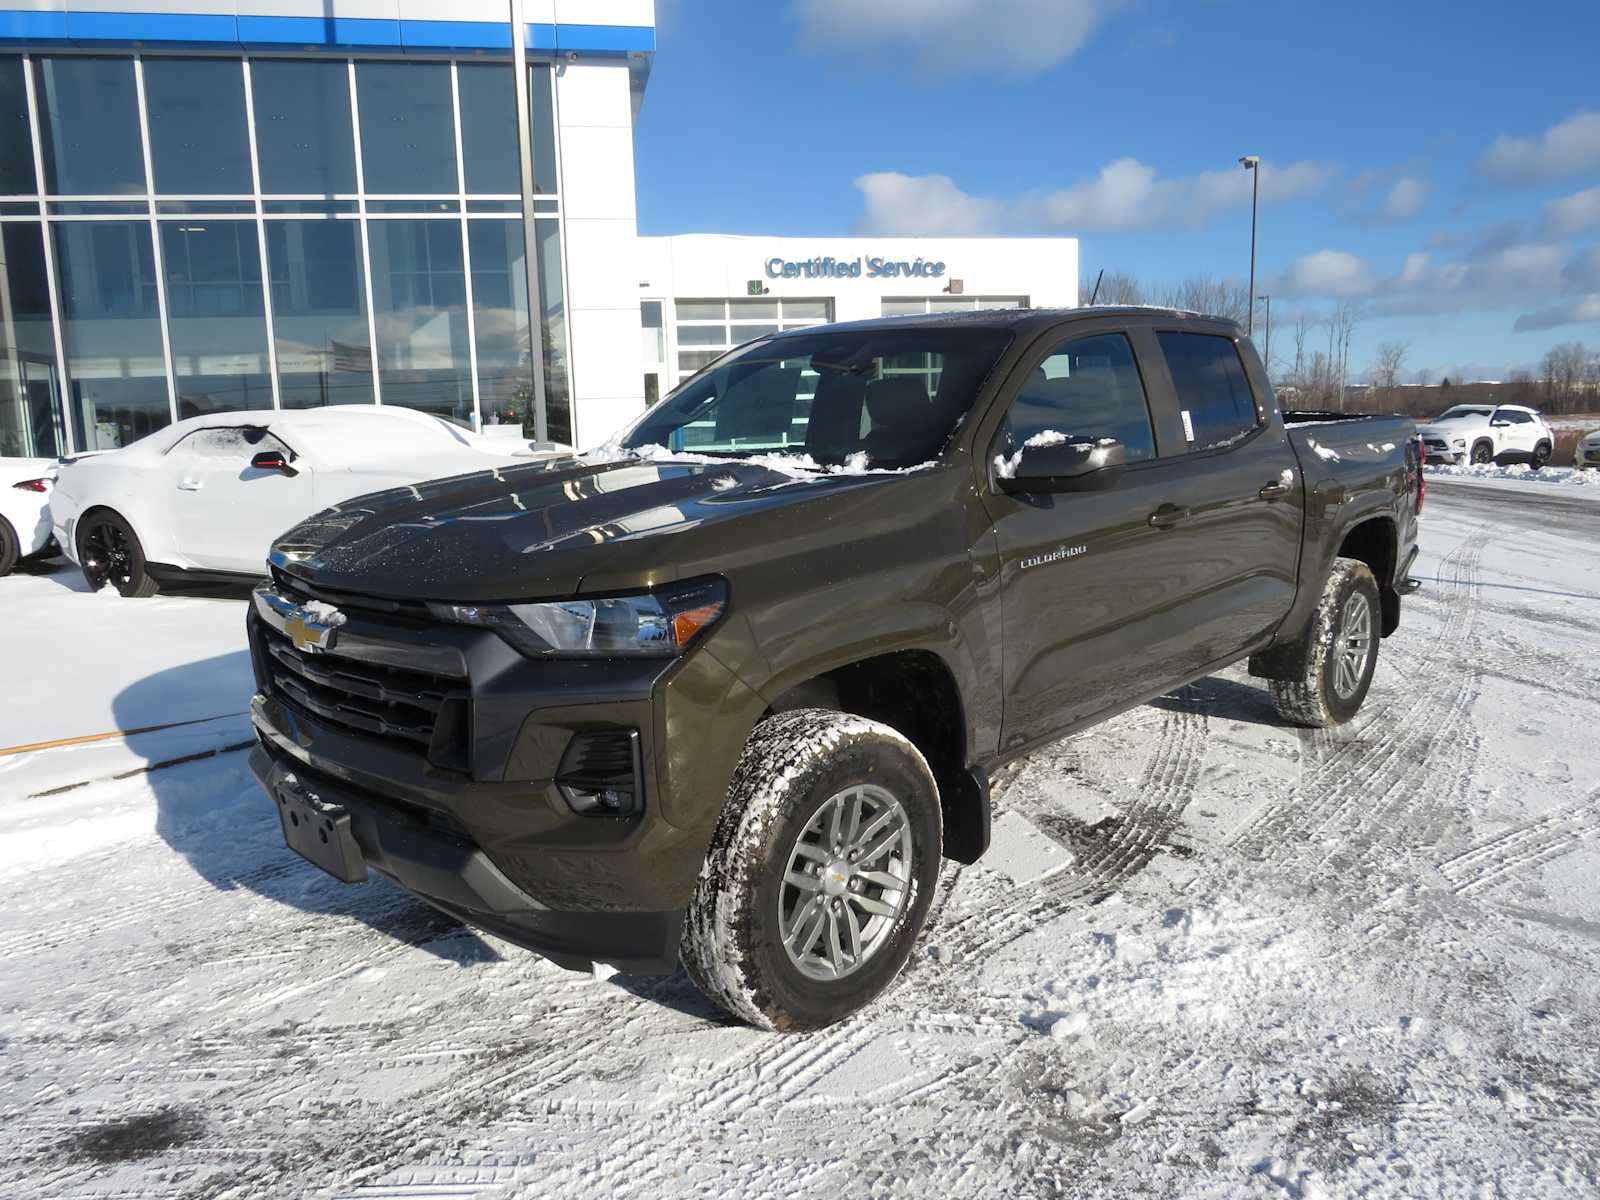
[285,610,339,654]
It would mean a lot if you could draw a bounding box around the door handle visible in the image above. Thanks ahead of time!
[1148,504,1190,529]
[1258,479,1293,500]
[177,478,203,491]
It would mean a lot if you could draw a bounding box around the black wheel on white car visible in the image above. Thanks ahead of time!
[78,510,160,598]
[680,708,942,1031]
[1470,441,1494,465]
[1268,557,1381,728]
[1531,440,1552,470]
[0,516,18,578]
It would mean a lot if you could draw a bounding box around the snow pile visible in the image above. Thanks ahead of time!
[1426,462,1599,486]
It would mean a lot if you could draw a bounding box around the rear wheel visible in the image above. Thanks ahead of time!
[1268,558,1381,728]
[1531,440,1552,470]
[681,709,942,1031]
[78,511,160,598]
[0,517,18,578]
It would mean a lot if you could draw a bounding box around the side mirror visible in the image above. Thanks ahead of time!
[997,438,1127,494]
[250,450,297,476]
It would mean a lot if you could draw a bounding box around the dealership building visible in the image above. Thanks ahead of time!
[0,1,1078,461]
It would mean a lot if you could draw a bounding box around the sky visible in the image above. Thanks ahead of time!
[632,0,1600,382]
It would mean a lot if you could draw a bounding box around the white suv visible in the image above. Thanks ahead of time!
[1417,403,1555,468]
[1578,429,1600,469]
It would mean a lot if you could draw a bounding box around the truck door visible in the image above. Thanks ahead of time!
[980,326,1214,753]
[1141,329,1303,670]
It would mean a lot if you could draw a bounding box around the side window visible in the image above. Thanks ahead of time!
[175,427,290,460]
[1157,331,1260,450]
[1000,333,1156,463]
[1496,409,1530,425]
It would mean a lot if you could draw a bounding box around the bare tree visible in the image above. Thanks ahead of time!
[1080,270,1143,306]
[1157,275,1251,326]
[1369,341,1409,401]
[1541,342,1588,412]
[1414,368,1432,387]
[1326,302,1362,410]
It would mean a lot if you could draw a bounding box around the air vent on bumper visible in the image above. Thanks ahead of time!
[555,730,644,818]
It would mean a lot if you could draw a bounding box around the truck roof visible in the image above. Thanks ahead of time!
[772,305,1245,340]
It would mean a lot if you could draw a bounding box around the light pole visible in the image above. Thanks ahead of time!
[1257,293,1272,371]
[1239,155,1260,337]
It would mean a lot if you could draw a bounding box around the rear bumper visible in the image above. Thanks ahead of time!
[249,740,684,973]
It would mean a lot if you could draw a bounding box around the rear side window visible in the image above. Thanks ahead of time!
[999,333,1156,464]
[1157,332,1260,450]
[1495,409,1532,425]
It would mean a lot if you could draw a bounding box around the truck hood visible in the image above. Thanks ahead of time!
[272,453,917,601]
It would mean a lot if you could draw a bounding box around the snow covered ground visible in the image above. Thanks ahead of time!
[3,479,1599,1199]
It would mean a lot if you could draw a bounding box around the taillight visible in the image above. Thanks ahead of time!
[11,478,49,493]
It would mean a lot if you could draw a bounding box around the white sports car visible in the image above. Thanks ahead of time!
[50,406,561,597]
[0,458,58,577]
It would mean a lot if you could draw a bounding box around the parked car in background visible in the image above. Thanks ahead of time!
[1416,403,1555,467]
[1578,428,1600,469]
[49,406,563,597]
[0,459,57,578]
[245,308,1422,1030]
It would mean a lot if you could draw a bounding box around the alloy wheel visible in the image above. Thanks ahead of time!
[1333,590,1374,700]
[82,519,133,590]
[777,784,913,982]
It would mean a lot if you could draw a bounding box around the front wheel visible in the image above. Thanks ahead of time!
[1470,441,1494,465]
[1268,558,1381,728]
[78,511,160,598]
[681,709,942,1031]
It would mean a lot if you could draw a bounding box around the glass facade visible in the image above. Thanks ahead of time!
[671,298,832,379]
[0,52,571,455]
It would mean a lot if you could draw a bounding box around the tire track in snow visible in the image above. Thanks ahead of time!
[1440,786,1600,896]
[937,686,1208,957]
[1228,530,1490,864]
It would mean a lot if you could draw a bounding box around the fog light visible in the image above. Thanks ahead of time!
[555,730,643,818]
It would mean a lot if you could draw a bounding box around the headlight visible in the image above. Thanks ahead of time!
[1452,438,1466,448]
[429,576,727,658]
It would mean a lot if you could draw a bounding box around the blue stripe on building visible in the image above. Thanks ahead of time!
[0,9,654,55]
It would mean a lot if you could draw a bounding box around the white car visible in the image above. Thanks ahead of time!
[1578,428,1600,469]
[50,406,563,597]
[1416,403,1555,468]
[0,458,58,577]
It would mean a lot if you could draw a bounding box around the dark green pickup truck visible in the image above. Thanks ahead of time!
[246,307,1422,1029]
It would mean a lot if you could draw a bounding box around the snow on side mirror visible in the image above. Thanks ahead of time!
[997,438,1127,494]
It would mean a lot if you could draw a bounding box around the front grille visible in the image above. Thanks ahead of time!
[1424,438,1450,451]
[261,621,469,765]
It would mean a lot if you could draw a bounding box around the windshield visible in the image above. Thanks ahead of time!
[620,326,1014,469]
[1435,406,1493,420]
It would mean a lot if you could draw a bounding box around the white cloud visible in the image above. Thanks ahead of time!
[1479,110,1600,182]
[1276,250,1378,298]
[1542,186,1600,236]
[1512,295,1600,333]
[792,0,1127,75]
[852,172,1000,235]
[1270,239,1571,318]
[851,158,1334,236]
[1379,176,1429,222]
[1346,171,1429,225]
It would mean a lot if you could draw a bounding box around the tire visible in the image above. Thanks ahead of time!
[1470,441,1494,465]
[78,510,160,598]
[681,709,942,1031]
[1531,441,1552,470]
[0,517,18,578]
[1268,558,1381,728]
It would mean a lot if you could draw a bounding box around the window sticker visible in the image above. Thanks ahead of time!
[1181,409,1195,442]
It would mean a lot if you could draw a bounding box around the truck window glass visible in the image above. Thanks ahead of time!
[998,332,1155,463]
[1157,331,1260,450]
[621,327,1012,469]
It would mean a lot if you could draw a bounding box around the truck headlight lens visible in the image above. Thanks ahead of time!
[429,577,726,658]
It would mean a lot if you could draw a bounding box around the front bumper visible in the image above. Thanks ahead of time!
[249,742,683,973]
[245,576,768,972]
